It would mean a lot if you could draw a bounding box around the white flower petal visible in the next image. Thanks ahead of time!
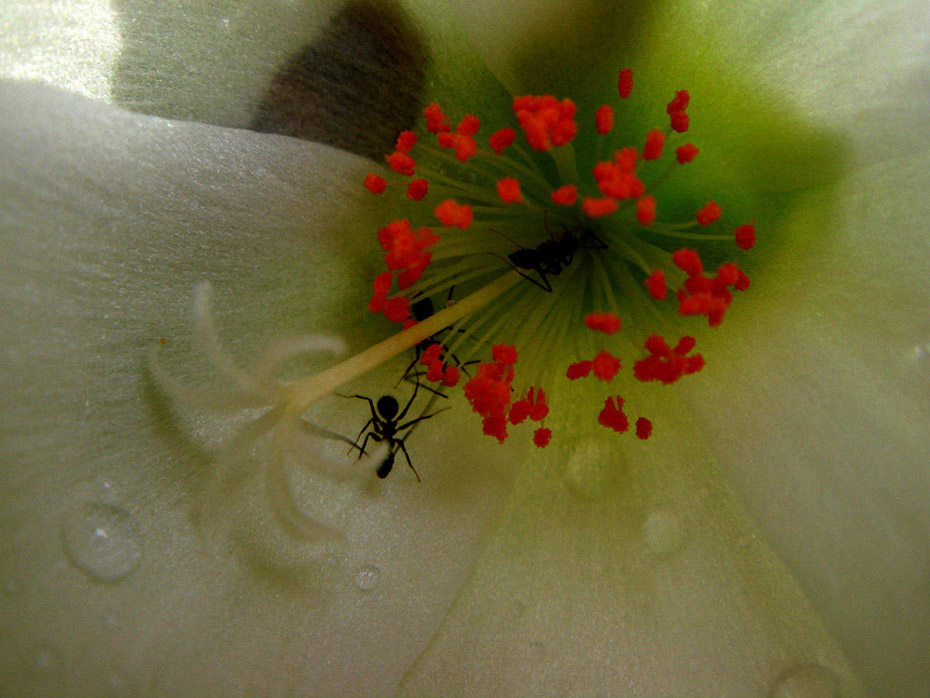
[0,83,514,696]
[398,399,866,696]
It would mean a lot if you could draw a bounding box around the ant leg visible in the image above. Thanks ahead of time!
[404,371,449,398]
[298,419,364,453]
[350,418,374,455]
[488,252,553,292]
[396,440,421,482]
[395,371,421,422]
[397,406,451,431]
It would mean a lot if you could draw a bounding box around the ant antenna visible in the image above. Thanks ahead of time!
[488,227,525,250]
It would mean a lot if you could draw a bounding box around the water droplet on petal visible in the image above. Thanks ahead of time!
[562,437,613,499]
[643,509,686,557]
[32,643,60,672]
[353,564,381,591]
[60,502,142,583]
[769,664,838,698]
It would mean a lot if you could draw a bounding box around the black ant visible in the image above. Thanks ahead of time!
[345,377,447,481]
[400,292,476,395]
[496,213,608,292]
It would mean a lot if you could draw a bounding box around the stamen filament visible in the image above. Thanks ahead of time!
[283,272,521,415]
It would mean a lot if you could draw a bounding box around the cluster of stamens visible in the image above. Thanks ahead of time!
[362,68,756,450]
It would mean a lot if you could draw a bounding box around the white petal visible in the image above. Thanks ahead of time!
[0,0,346,127]
[0,83,513,696]
[398,398,867,696]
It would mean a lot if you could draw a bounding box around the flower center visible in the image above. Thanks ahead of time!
[359,68,755,448]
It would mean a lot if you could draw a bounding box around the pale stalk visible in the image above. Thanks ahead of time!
[282,271,521,415]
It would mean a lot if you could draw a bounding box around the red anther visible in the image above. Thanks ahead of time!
[551,185,578,206]
[584,312,621,334]
[386,151,416,176]
[489,127,516,154]
[513,95,578,151]
[735,268,751,291]
[424,102,451,133]
[383,296,411,323]
[614,147,638,170]
[592,350,621,381]
[617,68,633,99]
[402,318,418,330]
[493,344,518,365]
[396,130,417,154]
[583,196,619,217]
[696,201,721,226]
[666,90,690,114]
[635,417,653,440]
[595,105,614,134]
[437,132,455,149]
[645,268,667,300]
[497,177,523,204]
[457,114,480,136]
[643,129,666,160]
[442,365,460,387]
[364,173,387,194]
[676,143,699,164]
[373,271,393,295]
[598,396,630,433]
[533,428,552,448]
[566,360,593,380]
[426,359,445,382]
[593,159,644,199]
[406,178,429,201]
[454,134,477,161]
[434,199,473,229]
[669,111,690,133]
[508,398,532,425]
[529,388,549,421]
[368,292,386,313]
[634,333,704,384]
[672,248,703,275]
[734,223,756,250]
[482,413,509,443]
[421,343,443,365]
[636,196,657,226]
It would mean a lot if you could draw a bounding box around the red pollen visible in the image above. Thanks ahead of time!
[406,178,428,201]
[497,177,523,204]
[666,90,690,114]
[421,343,443,365]
[513,95,578,151]
[386,151,416,176]
[383,296,411,323]
[672,248,703,276]
[457,114,480,136]
[583,197,619,217]
[636,196,657,226]
[424,102,451,133]
[598,396,630,433]
[643,129,666,160]
[734,223,756,250]
[533,428,552,448]
[617,68,633,99]
[676,143,699,164]
[373,271,392,295]
[442,365,460,387]
[696,201,722,226]
[434,199,473,229]
[493,344,518,365]
[566,361,593,380]
[635,417,653,440]
[551,185,578,206]
[634,334,704,384]
[591,350,621,382]
[584,312,621,334]
[670,111,690,133]
[396,130,417,154]
[645,269,667,300]
[364,173,387,194]
[489,127,516,154]
[595,105,614,134]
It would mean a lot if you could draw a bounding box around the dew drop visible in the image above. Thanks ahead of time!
[60,502,142,583]
[769,664,838,698]
[562,437,613,499]
[353,564,381,591]
[32,643,60,672]
[642,509,686,557]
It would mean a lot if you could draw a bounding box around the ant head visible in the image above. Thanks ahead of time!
[377,395,400,420]
[411,296,434,322]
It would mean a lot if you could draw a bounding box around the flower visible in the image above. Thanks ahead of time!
[1,1,928,696]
